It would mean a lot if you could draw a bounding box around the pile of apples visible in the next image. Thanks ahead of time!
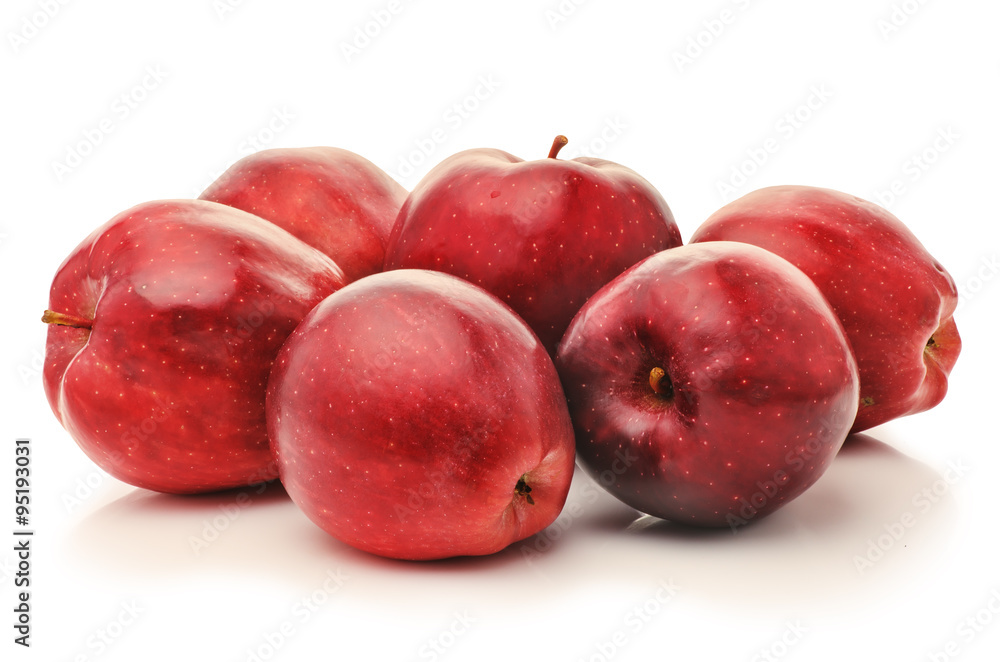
[42,136,961,560]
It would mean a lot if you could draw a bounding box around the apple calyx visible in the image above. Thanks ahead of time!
[41,309,93,330]
[648,366,673,399]
[514,475,535,505]
[922,316,960,376]
[547,135,569,160]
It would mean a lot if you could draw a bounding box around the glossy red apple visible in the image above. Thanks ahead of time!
[42,199,346,494]
[383,136,682,354]
[555,242,859,529]
[689,185,960,432]
[200,147,407,282]
[266,269,576,560]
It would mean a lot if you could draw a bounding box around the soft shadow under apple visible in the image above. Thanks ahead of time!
[65,472,564,610]
[65,434,955,615]
[549,433,960,610]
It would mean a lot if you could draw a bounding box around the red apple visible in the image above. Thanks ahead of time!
[42,199,346,494]
[555,242,859,529]
[689,185,961,432]
[266,269,576,560]
[200,147,407,282]
[383,136,682,354]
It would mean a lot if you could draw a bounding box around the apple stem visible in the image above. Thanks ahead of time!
[547,135,569,159]
[649,367,671,397]
[42,309,93,330]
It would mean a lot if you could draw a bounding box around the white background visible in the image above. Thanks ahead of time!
[2,0,999,660]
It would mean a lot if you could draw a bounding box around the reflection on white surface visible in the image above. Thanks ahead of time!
[67,433,958,615]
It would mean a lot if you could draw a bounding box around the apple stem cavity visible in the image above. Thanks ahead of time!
[515,475,535,505]
[649,366,673,399]
[547,135,569,160]
[42,309,93,330]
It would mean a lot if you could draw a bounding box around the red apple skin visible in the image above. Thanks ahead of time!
[266,269,576,560]
[200,147,407,282]
[689,185,961,432]
[555,242,860,529]
[383,137,682,355]
[43,199,347,494]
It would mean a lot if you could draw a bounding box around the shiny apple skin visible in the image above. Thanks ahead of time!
[201,147,407,282]
[690,185,960,432]
[555,242,860,528]
[43,199,346,494]
[266,269,576,560]
[383,146,682,354]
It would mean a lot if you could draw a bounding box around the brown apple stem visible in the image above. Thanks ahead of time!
[548,135,569,159]
[649,367,670,397]
[42,309,93,329]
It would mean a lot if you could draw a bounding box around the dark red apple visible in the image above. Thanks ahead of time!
[689,185,960,432]
[42,199,346,494]
[555,242,860,529]
[200,147,407,282]
[383,136,682,354]
[266,269,575,560]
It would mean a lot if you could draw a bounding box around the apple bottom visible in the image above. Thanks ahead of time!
[567,324,854,530]
[556,242,860,529]
[277,439,573,560]
[267,270,576,560]
[576,418,845,532]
